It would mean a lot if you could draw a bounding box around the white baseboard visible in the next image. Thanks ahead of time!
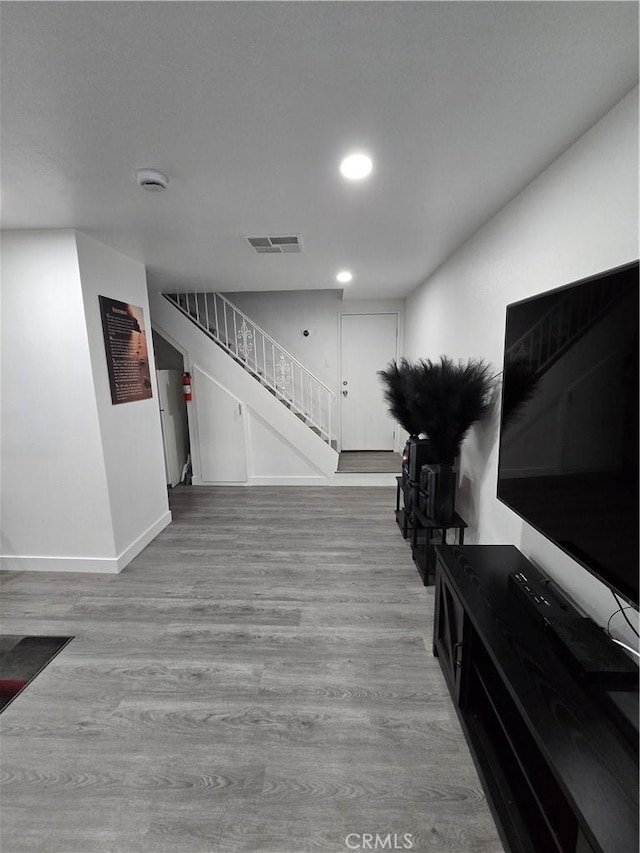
[0,511,172,574]
[190,474,396,487]
[191,476,249,486]
[331,473,398,487]
[191,475,332,486]
[250,475,330,486]
[0,554,122,573]
[115,510,172,571]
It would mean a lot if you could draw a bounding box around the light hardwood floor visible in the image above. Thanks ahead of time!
[0,486,504,853]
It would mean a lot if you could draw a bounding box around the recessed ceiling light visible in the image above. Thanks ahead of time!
[339,153,373,180]
[336,271,353,283]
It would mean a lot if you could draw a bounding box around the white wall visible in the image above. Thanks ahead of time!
[404,88,639,630]
[0,230,170,572]
[1,231,116,569]
[76,232,171,559]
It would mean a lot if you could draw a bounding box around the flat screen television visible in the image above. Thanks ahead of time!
[497,261,639,606]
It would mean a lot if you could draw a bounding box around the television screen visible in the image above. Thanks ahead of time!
[497,261,639,605]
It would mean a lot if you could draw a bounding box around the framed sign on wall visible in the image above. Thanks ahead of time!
[99,296,153,405]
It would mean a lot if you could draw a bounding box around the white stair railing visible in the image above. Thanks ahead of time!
[164,292,336,445]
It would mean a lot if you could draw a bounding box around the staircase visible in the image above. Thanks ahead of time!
[163,291,336,447]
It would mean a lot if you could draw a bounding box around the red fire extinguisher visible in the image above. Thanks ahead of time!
[182,372,192,402]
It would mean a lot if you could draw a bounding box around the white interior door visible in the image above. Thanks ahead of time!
[340,313,398,450]
[156,370,189,487]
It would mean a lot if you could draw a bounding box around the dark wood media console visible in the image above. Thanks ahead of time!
[433,545,638,853]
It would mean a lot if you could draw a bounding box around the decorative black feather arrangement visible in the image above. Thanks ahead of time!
[379,356,494,462]
[377,358,423,437]
[411,357,494,463]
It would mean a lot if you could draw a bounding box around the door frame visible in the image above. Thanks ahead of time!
[151,323,193,480]
[156,368,190,487]
[338,310,401,453]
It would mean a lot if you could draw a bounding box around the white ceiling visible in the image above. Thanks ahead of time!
[1,2,638,300]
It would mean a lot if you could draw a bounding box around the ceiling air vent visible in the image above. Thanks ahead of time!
[246,235,302,254]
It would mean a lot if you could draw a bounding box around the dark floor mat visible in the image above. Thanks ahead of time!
[0,635,73,712]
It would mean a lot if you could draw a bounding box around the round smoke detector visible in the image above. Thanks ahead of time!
[135,168,169,192]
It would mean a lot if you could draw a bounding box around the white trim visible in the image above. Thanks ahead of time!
[189,474,396,487]
[150,322,188,364]
[0,511,172,574]
[0,555,122,573]
[115,510,172,571]
[151,321,197,480]
[192,476,329,486]
[331,472,398,487]
[250,475,329,486]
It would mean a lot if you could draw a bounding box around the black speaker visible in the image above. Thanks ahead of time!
[420,463,458,523]
[402,438,437,482]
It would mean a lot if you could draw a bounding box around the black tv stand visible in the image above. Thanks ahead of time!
[434,545,638,853]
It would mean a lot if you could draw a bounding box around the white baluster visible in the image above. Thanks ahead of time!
[224,302,229,349]
[311,379,315,425]
[233,310,238,356]
[271,344,275,389]
[204,292,210,332]
[213,294,219,338]
[195,293,201,325]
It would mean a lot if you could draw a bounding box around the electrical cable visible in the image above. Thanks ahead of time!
[610,589,640,638]
[606,604,639,640]
[606,606,621,638]
[606,600,640,662]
